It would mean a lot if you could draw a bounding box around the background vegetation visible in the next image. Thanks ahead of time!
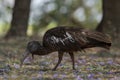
[0,0,120,80]
[0,0,102,37]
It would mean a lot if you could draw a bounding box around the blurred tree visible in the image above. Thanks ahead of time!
[96,0,120,39]
[31,0,101,36]
[5,0,31,38]
[32,0,83,31]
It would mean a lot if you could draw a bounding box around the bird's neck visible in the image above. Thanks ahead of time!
[43,47,53,55]
[35,46,53,56]
[44,47,53,54]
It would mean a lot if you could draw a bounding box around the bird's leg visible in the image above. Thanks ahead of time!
[52,52,64,71]
[69,52,76,70]
[82,49,86,53]
[31,54,34,64]
[32,54,34,60]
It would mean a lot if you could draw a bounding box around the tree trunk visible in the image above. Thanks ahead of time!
[5,0,31,38]
[96,0,120,39]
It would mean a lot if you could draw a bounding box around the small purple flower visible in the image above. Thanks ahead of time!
[110,76,120,80]
[14,63,20,69]
[77,60,82,64]
[98,62,105,66]
[78,59,86,64]
[86,67,91,71]
[97,78,102,80]
[61,74,66,78]
[73,70,79,76]
[59,64,63,66]
[107,60,113,65]
[23,56,32,64]
[53,74,58,78]
[38,71,44,75]
[87,73,94,79]
[40,62,49,66]
[81,60,86,63]
[37,71,44,78]
[98,72,103,75]
[76,76,83,80]
[107,71,113,74]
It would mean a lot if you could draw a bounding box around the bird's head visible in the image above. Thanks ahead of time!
[20,41,46,67]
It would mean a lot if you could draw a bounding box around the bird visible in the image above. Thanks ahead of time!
[20,26,112,70]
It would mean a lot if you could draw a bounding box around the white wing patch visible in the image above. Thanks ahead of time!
[51,32,75,45]
[51,36,59,43]
[65,32,75,42]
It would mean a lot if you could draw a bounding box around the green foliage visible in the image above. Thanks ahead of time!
[32,0,102,33]
[27,25,34,37]
[0,0,103,36]
[0,23,10,37]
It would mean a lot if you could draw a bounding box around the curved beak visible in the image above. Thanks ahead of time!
[20,50,30,67]
[32,54,34,60]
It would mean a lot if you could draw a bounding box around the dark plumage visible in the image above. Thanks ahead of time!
[20,26,112,70]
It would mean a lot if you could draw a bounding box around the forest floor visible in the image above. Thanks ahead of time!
[0,38,120,80]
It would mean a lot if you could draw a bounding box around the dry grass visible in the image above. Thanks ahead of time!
[0,37,120,80]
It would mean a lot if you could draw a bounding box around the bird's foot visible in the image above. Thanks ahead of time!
[73,67,76,70]
[52,68,57,71]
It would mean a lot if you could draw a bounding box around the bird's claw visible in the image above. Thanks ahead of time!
[52,68,56,71]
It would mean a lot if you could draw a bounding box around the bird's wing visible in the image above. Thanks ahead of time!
[82,29,112,43]
[43,27,89,51]
[43,27,111,51]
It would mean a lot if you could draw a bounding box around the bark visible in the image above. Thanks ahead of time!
[5,0,31,38]
[96,0,120,39]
